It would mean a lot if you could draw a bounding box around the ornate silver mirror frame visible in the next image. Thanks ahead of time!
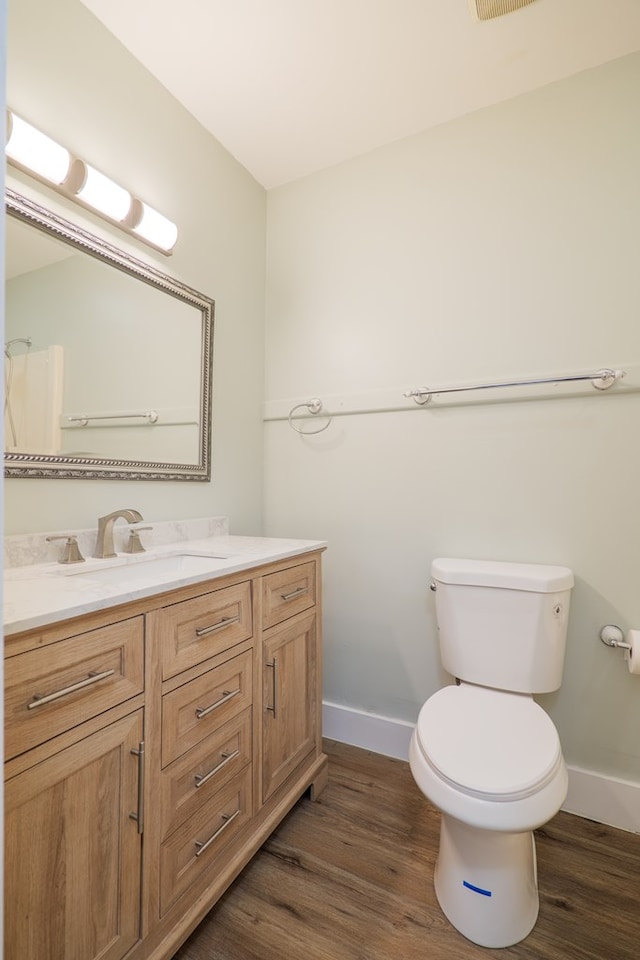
[4,189,213,481]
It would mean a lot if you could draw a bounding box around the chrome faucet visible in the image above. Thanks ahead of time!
[93,509,144,559]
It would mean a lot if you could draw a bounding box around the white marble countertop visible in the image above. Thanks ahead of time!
[3,534,326,637]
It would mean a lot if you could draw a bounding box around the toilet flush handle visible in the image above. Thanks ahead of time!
[429,581,437,592]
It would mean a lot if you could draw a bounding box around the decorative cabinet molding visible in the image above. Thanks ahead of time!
[4,549,327,960]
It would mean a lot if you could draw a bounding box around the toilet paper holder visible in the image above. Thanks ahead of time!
[599,624,631,651]
[599,625,640,675]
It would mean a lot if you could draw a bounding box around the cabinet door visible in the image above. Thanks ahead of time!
[262,611,317,803]
[5,710,143,960]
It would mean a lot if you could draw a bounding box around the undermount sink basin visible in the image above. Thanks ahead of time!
[62,553,231,583]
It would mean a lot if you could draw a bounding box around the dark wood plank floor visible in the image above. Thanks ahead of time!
[174,740,640,960]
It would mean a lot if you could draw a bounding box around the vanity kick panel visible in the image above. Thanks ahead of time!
[4,617,144,760]
[159,581,253,680]
[161,650,253,767]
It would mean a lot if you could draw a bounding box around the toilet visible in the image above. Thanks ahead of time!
[409,557,574,949]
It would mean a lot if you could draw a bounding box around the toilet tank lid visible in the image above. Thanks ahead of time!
[431,558,574,592]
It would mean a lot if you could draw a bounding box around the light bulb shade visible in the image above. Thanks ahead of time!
[132,202,178,252]
[75,162,132,222]
[6,113,71,185]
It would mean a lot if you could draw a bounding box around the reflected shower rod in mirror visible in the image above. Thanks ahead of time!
[5,110,178,255]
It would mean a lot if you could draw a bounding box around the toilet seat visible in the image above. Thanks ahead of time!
[415,684,562,802]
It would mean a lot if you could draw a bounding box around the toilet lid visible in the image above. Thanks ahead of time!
[416,684,562,801]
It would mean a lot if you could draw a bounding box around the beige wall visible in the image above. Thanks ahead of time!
[4,2,640,787]
[5,0,267,535]
[264,54,640,782]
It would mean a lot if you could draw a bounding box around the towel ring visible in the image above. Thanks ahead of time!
[288,398,332,435]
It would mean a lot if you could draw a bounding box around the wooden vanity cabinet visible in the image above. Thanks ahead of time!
[4,548,327,960]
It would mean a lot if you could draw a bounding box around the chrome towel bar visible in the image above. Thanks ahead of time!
[404,368,625,405]
[283,366,627,430]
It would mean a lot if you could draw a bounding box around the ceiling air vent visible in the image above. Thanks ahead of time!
[469,0,538,20]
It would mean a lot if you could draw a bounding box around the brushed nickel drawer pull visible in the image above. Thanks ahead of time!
[194,808,241,857]
[280,586,308,601]
[194,749,240,788]
[266,657,278,718]
[129,741,145,835]
[195,614,240,638]
[195,688,240,719]
[27,669,116,710]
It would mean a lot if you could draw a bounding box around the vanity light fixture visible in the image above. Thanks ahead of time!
[5,112,71,185]
[131,199,179,252]
[70,160,133,222]
[4,110,178,255]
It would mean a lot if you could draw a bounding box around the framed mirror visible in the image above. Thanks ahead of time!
[4,189,213,480]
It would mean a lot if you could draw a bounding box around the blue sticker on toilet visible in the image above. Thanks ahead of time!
[463,880,492,897]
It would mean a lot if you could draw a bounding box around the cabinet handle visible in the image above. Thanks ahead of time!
[27,669,116,710]
[266,657,278,718]
[280,586,308,602]
[195,614,240,638]
[194,749,240,789]
[194,809,241,857]
[129,741,145,835]
[195,688,240,719]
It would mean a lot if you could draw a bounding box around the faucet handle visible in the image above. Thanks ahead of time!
[46,534,85,564]
[124,526,153,554]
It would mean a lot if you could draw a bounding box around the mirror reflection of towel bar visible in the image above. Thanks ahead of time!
[67,410,159,426]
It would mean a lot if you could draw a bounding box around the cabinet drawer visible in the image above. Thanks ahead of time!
[159,581,253,679]
[162,650,252,767]
[160,766,252,915]
[161,709,252,838]
[261,561,316,630]
[5,617,144,760]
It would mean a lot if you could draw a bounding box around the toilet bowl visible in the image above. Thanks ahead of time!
[410,683,568,948]
[410,557,574,948]
[412,683,567,831]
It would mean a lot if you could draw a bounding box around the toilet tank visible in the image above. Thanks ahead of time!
[430,558,574,693]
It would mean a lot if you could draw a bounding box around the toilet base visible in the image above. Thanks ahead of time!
[435,814,539,949]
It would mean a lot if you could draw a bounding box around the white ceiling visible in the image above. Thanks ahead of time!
[80,0,640,189]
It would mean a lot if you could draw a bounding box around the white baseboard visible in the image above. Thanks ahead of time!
[562,765,640,834]
[322,701,640,834]
[323,700,415,760]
